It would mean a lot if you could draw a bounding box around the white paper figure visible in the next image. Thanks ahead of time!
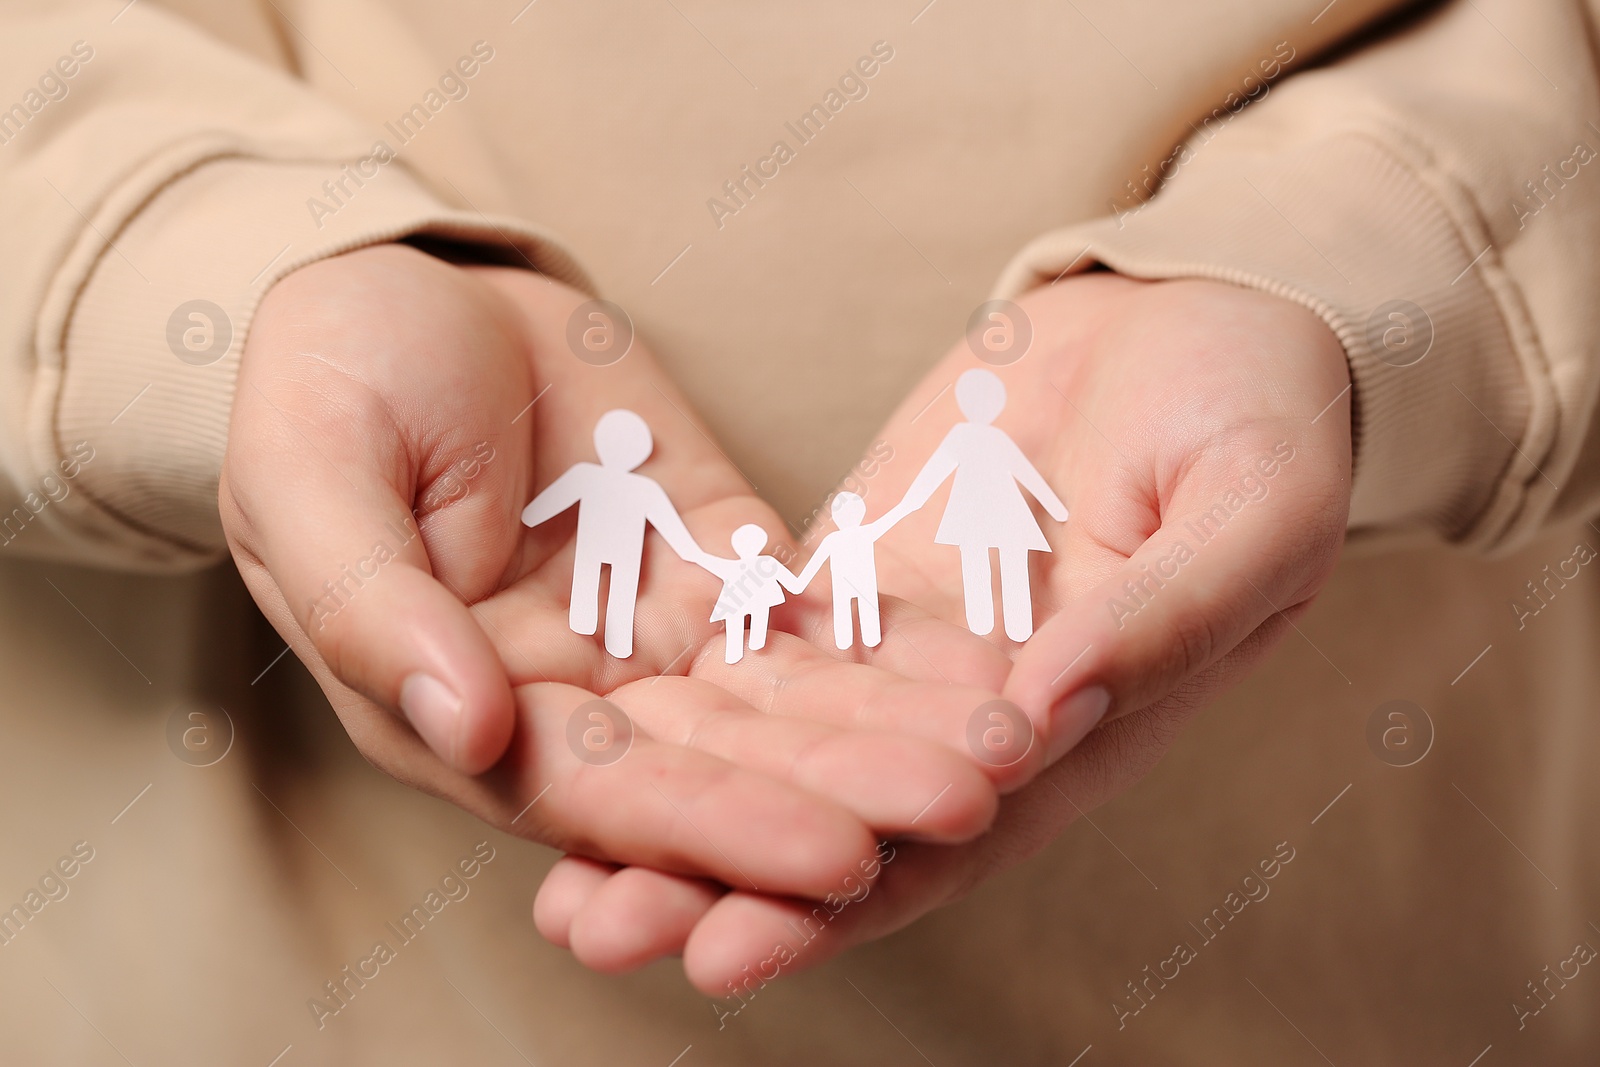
[521,409,707,659]
[886,368,1067,641]
[701,524,803,664]
[791,492,901,650]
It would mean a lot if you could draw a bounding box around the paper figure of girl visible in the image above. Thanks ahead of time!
[791,491,901,650]
[885,368,1067,641]
[702,524,804,664]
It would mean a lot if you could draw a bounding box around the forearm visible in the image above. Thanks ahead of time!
[995,0,1600,554]
[0,1,586,570]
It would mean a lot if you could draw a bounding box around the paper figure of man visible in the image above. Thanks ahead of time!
[521,408,707,658]
[792,491,901,650]
[886,368,1068,641]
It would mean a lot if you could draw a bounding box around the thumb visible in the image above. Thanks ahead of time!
[1006,436,1347,765]
[225,438,516,776]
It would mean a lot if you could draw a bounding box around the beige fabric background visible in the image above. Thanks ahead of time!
[0,0,1597,1062]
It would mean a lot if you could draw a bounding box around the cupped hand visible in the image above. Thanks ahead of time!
[220,244,1011,906]
[539,273,1353,991]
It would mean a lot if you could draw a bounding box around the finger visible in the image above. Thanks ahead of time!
[568,867,725,974]
[474,267,754,514]
[681,840,954,997]
[609,675,998,843]
[532,856,617,949]
[222,428,515,775]
[1006,429,1349,764]
[674,613,1310,995]
[491,683,882,900]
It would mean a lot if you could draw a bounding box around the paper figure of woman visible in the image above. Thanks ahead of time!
[887,369,1067,641]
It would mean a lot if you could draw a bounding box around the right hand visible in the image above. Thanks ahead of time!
[532,272,1354,987]
[220,244,1006,910]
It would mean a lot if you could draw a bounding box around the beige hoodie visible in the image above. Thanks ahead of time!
[1,0,1598,1063]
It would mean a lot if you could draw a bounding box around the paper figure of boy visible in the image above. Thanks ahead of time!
[701,524,803,664]
[885,368,1067,641]
[521,408,708,659]
[791,491,901,650]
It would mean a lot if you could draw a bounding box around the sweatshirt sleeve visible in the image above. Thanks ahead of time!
[0,1,590,571]
[994,0,1600,555]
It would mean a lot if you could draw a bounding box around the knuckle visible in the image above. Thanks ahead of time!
[1162,606,1221,683]
[310,607,365,686]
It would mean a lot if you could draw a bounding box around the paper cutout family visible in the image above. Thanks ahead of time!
[521,369,1068,663]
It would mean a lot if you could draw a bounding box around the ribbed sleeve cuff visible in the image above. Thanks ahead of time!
[49,156,590,570]
[994,132,1554,551]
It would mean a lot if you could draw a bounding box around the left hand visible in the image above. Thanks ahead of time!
[534,273,1353,993]
[223,245,1014,914]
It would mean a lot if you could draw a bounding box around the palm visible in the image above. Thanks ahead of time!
[874,276,1325,638]
[463,263,1041,772]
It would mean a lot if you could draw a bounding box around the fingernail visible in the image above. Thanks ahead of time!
[1047,686,1110,765]
[400,672,463,766]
